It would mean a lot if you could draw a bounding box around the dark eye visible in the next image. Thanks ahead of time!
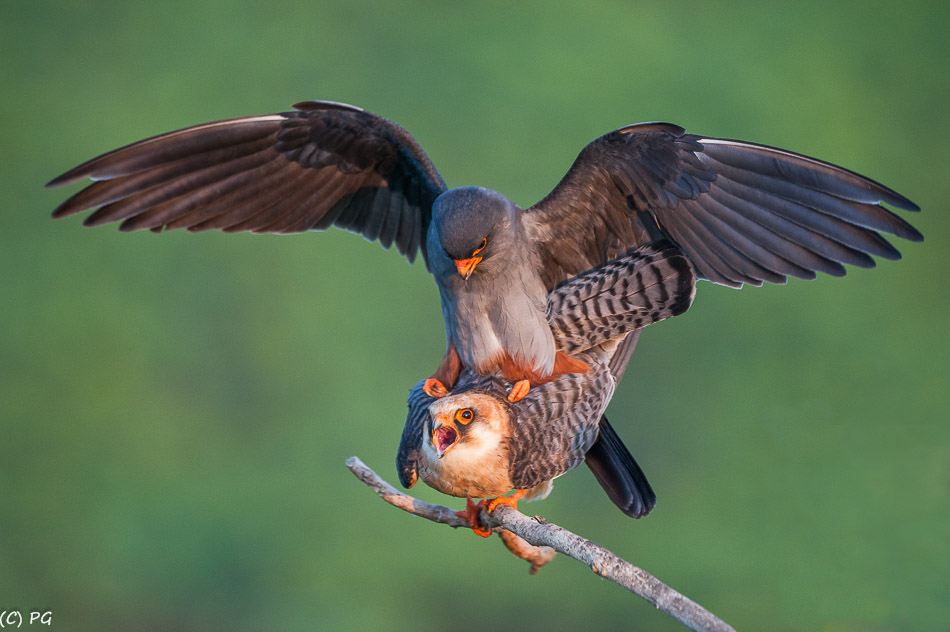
[455,408,474,424]
[472,238,487,256]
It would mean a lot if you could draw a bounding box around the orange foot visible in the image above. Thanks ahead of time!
[423,378,449,399]
[486,489,528,514]
[454,497,492,537]
[507,379,531,403]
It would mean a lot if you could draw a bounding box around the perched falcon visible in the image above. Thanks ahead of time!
[47,101,921,400]
[397,243,697,523]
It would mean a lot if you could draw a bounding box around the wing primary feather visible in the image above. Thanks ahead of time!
[305,171,372,233]
[665,211,765,286]
[93,151,284,230]
[69,148,281,225]
[52,134,278,219]
[113,153,288,231]
[396,184,421,263]
[245,167,341,233]
[334,172,387,239]
[699,151,922,241]
[202,167,318,232]
[303,176,367,232]
[698,138,920,211]
[687,205,795,283]
[660,213,742,286]
[185,165,316,232]
[47,116,285,187]
[704,181,883,266]
[681,197,842,278]
[375,184,402,250]
[346,185,388,243]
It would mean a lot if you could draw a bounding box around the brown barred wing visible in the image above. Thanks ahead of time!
[546,242,696,354]
[506,362,614,490]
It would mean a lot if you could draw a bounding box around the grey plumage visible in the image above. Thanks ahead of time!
[396,244,695,515]
[427,187,555,375]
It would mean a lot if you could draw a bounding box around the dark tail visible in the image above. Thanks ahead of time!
[585,415,656,518]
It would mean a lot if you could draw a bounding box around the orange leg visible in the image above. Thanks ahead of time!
[423,379,449,399]
[454,497,492,538]
[486,489,528,514]
[425,341,462,399]
[498,351,590,402]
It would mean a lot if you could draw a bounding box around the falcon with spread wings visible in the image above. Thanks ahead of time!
[48,100,921,400]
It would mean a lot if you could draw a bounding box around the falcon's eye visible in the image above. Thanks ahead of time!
[455,408,475,424]
[472,238,487,257]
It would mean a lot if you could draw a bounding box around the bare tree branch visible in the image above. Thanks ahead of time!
[345,456,734,632]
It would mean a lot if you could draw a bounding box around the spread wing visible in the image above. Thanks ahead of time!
[48,101,447,266]
[525,123,921,288]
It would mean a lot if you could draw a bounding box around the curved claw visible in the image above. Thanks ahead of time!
[423,378,450,399]
[507,379,531,403]
[454,497,492,537]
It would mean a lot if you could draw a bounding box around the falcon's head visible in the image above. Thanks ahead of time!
[432,186,519,280]
[418,391,515,498]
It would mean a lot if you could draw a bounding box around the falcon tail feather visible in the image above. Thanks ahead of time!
[585,415,656,518]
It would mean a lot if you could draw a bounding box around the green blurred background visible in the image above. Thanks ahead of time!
[3,1,948,630]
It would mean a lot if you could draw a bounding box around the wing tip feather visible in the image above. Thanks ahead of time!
[292,100,366,113]
[46,173,76,189]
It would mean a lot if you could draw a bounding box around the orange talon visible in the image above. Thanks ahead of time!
[486,489,528,514]
[454,498,492,538]
[423,378,449,399]
[507,379,530,403]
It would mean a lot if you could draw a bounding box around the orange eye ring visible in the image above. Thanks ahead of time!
[455,408,475,424]
[472,238,487,256]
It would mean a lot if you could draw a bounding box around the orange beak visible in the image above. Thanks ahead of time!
[431,412,459,458]
[453,256,482,280]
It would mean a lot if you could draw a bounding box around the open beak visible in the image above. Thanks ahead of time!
[453,256,482,280]
[431,412,459,458]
